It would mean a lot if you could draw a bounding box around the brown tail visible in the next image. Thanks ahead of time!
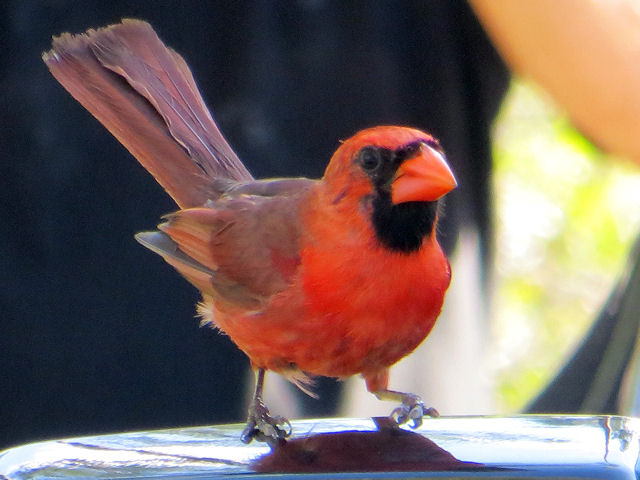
[43,19,252,208]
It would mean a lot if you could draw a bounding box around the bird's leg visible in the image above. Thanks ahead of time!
[240,368,291,445]
[366,370,438,429]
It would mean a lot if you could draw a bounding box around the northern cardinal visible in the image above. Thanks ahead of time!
[43,20,456,443]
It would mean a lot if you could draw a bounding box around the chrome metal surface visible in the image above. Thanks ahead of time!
[0,415,638,479]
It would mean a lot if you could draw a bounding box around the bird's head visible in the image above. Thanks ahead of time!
[323,126,457,252]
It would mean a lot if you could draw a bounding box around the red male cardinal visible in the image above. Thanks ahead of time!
[43,19,457,443]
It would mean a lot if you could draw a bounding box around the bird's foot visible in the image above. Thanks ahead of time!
[389,394,439,429]
[241,399,291,445]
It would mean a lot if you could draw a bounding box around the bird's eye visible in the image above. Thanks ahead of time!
[359,147,382,172]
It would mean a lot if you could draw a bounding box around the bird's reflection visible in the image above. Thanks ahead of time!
[252,418,483,473]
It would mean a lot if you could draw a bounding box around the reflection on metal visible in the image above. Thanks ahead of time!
[0,415,639,478]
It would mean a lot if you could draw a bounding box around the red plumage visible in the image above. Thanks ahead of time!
[44,19,456,443]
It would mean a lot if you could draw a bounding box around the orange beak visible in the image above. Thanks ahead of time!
[391,143,457,204]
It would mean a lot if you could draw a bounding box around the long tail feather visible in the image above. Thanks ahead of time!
[43,19,252,208]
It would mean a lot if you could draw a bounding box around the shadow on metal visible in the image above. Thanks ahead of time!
[252,417,484,473]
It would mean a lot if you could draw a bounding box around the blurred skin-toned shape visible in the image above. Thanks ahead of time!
[470,0,640,162]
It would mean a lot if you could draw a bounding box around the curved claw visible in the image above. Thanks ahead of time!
[241,400,291,445]
[390,398,439,429]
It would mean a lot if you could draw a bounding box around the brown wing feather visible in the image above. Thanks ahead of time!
[43,19,251,208]
[142,179,315,309]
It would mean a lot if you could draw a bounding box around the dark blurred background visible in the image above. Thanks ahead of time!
[0,1,508,449]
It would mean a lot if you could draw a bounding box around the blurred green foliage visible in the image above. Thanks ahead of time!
[491,79,640,411]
